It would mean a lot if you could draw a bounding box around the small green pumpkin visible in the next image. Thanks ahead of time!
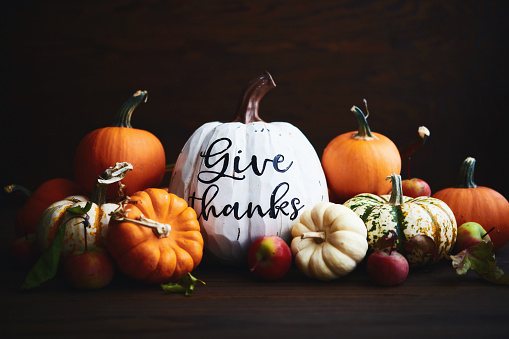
[344,174,457,266]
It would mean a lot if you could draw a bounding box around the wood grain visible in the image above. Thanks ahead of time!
[2,245,509,337]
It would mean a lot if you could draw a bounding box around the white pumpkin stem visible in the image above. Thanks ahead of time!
[301,231,326,243]
[233,71,276,124]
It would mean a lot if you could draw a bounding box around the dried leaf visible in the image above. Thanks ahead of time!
[449,241,509,284]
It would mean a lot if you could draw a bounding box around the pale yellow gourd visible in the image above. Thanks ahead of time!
[291,202,368,281]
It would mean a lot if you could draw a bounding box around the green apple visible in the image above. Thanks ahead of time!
[63,246,115,289]
[454,222,492,253]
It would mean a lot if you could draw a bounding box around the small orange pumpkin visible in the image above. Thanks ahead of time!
[321,101,401,203]
[107,188,204,284]
[432,157,509,251]
[73,91,166,198]
[5,178,84,237]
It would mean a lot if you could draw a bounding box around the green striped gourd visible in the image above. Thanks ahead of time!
[344,174,457,266]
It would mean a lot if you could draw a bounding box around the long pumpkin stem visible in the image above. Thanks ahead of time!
[388,174,404,206]
[90,162,133,205]
[399,126,430,160]
[233,71,276,124]
[112,90,148,128]
[457,157,478,188]
[351,99,376,140]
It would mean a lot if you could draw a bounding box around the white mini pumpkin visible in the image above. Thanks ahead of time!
[291,202,368,281]
[36,162,132,257]
[169,72,328,265]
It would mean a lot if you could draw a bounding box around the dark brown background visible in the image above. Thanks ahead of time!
[2,2,509,337]
[2,0,508,215]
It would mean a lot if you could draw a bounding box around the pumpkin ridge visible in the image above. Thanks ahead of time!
[411,200,441,243]
[150,244,177,283]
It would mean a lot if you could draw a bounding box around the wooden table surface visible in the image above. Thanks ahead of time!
[2,221,509,339]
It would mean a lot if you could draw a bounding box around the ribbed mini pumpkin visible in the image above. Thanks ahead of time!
[344,174,457,266]
[36,163,132,257]
[291,202,368,281]
[107,188,204,284]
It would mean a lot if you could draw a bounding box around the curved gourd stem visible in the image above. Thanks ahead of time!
[4,184,32,198]
[399,126,430,160]
[351,99,375,140]
[112,90,148,128]
[233,71,276,124]
[90,162,133,205]
[388,174,405,206]
[457,157,478,188]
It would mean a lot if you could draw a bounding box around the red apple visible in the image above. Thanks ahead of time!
[63,246,115,289]
[401,178,431,198]
[10,233,40,267]
[247,235,292,280]
[367,249,409,286]
[454,222,493,253]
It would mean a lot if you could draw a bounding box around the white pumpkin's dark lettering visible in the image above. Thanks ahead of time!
[198,137,293,184]
[188,183,303,222]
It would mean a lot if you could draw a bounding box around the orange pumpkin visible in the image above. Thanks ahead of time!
[73,91,166,199]
[107,188,204,284]
[432,157,509,251]
[321,101,401,203]
[5,178,84,237]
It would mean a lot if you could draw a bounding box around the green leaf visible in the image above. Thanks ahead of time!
[161,273,205,296]
[67,201,93,215]
[449,241,509,284]
[20,223,67,290]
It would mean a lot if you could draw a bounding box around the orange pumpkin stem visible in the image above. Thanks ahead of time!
[112,90,148,128]
[4,184,32,199]
[387,174,405,206]
[113,213,171,238]
[233,71,276,124]
[457,157,478,188]
[351,99,376,140]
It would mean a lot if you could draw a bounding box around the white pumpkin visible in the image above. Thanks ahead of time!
[291,202,368,281]
[169,72,328,265]
[36,162,132,257]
